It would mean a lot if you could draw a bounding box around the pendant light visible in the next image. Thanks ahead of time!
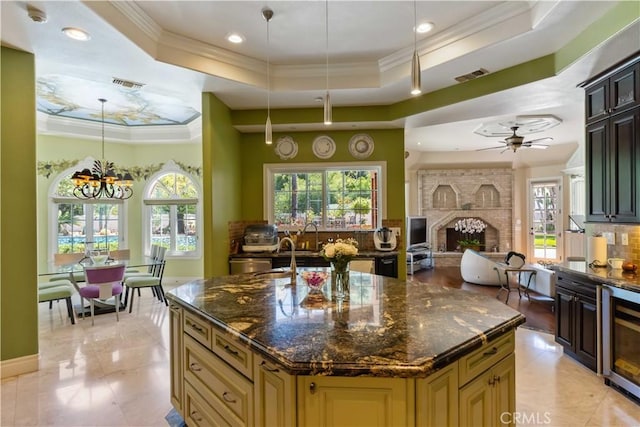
[71,98,133,200]
[410,0,422,96]
[323,0,332,125]
[263,7,274,144]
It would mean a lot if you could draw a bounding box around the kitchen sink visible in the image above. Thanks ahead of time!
[252,269,294,279]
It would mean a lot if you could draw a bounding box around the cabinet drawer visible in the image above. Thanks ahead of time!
[184,382,230,427]
[184,335,254,427]
[458,331,514,387]
[212,330,254,380]
[184,310,212,348]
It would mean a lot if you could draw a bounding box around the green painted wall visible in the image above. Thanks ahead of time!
[202,93,242,277]
[1,47,38,361]
[36,135,203,278]
[240,129,407,277]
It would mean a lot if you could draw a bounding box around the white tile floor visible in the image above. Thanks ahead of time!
[2,283,639,426]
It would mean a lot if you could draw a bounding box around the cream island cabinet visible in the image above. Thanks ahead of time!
[166,269,524,427]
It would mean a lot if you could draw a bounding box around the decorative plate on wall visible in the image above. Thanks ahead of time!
[348,133,374,159]
[275,136,298,160]
[312,135,336,159]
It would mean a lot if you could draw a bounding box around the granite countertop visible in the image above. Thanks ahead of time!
[166,269,525,378]
[551,261,640,293]
[229,250,398,259]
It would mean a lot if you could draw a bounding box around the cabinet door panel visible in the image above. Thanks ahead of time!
[576,295,598,371]
[493,354,516,426]
[586,120,609,221]
[459,369,493,427]
[610,109,640,222]
[297,376,411,427]
[555,288,575,349]
[254,357,296,427]
[610,62,640,113]
[416,364,458,427]
[586,81,608,123]
[169,305,183,413]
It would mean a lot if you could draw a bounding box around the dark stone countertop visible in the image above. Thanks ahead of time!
[166,268,525,378]
[550,261,640,293]
[229,250,398,259]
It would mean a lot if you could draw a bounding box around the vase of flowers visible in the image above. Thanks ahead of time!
[321,238,358,301]
[454,218,487,252]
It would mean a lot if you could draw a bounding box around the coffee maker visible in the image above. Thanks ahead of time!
[373,227,397,251]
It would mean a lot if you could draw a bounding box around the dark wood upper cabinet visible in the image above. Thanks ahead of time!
[585,57,639,124]
[583,53,640,223]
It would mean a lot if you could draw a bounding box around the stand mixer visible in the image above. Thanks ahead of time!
[373,227,397,251]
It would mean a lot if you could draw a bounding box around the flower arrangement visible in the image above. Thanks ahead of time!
[454,218,487,247]
[321,238,358,271]
[301,271,328,291]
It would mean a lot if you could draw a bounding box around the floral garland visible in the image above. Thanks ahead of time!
[37,159,202,180]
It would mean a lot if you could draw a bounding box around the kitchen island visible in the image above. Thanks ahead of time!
[166,269,525,426]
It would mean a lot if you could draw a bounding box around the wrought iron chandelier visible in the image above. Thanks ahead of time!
[71,98,133,200]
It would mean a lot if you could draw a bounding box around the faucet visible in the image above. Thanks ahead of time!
[302,222,320,251]
[278,237,297,280]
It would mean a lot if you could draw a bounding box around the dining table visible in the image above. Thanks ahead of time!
[39,256,160,316]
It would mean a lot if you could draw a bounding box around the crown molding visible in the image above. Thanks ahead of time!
[37,112,201,144]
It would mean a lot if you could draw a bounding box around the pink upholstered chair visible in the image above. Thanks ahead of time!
[80,264,126,325]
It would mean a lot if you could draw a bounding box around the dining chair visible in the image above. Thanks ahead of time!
[108,249,131,261]
[125,244,159,273]
[123,260,168,312]
[124,246,167,297]
[80,264,126,325]
[50,252,87,283]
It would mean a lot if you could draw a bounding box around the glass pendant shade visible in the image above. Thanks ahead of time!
[411,50,421,95]
[265,115,273,145]
[324,92,332,125]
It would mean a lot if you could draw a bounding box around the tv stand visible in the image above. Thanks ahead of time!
[406,246,433,275]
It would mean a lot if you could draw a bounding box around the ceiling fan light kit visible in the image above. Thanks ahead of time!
[477,126,552,153]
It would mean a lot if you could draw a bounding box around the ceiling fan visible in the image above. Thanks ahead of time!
[477,126,552,153]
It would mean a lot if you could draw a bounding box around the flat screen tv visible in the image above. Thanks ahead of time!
[406,216,428,249]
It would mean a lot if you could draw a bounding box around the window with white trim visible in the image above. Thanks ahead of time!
[143,168,201,257]
[50,162,125,256]
[265,163,384,231]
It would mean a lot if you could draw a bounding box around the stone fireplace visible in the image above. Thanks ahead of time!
[418,168,513,253]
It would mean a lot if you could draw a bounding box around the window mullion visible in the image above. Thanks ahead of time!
[170,205,178,252]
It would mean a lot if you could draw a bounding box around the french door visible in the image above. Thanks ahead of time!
[529,179,562,262]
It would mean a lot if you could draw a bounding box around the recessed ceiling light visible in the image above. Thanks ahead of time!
[226,33,244,44]
[416,22,435,34]
[62,27,91,41]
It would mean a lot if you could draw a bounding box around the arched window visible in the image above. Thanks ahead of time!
[144,165,201,258]
[49,159,126,257]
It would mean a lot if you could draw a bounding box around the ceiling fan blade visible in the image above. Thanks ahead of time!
[476,145,507,151]
[529,144,549,149]
[526,137,553,144]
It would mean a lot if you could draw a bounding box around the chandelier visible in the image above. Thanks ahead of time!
[71,98,133,200]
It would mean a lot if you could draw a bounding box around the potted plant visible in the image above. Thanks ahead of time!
[454,218,487,251]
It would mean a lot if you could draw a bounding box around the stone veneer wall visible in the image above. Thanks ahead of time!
[418,168,513,252]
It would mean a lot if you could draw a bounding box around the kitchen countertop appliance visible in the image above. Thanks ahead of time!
[242,224,279,253]
[374,227,397,251]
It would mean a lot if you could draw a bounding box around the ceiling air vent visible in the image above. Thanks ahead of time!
[454,68,490,83]
[112,77,145,89]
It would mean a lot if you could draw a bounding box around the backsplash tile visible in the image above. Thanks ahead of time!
[585,223,640,264]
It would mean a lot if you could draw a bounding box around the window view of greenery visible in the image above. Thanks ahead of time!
[147,172,198,253]
[55,175,121,254]
[532,182,558,259]
[56,202,120,254]
[273,169,378,230]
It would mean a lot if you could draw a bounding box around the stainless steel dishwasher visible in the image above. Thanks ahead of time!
[229,258,272,274]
